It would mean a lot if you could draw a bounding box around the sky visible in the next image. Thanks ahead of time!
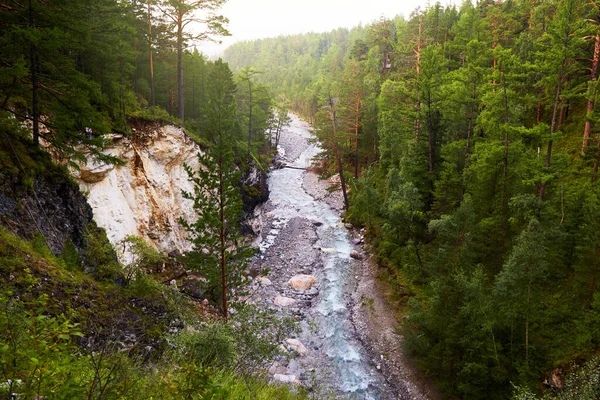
[195,0,455,58]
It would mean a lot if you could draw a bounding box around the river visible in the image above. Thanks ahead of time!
[250,114,415,399]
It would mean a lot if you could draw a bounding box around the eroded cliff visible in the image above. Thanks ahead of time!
[73,120,269,260]
[73,121,200,259]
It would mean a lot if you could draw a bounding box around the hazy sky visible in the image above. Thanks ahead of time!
[196,0,454,57]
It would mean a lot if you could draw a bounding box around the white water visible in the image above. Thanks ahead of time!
[264,115,382,399]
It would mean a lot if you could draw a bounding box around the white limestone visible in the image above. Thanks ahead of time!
[74,125,201,262]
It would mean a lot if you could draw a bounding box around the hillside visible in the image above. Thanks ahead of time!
[224,1,600,398]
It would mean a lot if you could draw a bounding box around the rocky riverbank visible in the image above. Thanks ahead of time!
[246,114,435,399]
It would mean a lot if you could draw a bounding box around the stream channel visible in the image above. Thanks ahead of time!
[250,114,403,399]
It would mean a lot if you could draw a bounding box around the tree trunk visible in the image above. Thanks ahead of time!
[119,58,125,123]
[583,34,600,152]
[148,0,155,107]
[133,39,138,95]
[427,92,435,173]
[414,16,422,143]
[354,93,361,179]
[502,71,510,186]
[218,154,228,321]
[539,60,565,200]
[275,115,283,148]
[29,0,39,147]
[463,80,477,170]
[177,23,184,122]
[191,66,195,119]
[200,62,206,135]
[329,97,349,210]
[176,1,184,123]
[247,81,253,163]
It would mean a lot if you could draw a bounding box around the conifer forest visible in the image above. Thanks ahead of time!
[2,0,600,399]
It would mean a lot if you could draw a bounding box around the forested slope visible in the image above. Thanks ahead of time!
[0,1,299,398]
[225,1,600,398]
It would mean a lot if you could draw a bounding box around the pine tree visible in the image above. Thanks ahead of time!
[180,60,252,320]
[159,0,229,123]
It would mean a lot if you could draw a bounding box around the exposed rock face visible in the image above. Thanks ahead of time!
[0,169,93,255]
[73,124,200,259]
[73,121,269,260]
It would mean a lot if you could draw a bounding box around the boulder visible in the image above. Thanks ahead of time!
[288,274,317,291]
[77,162,115,183]
[285,338,308,356]
[350,251,363,260]
[320,247,336,253]
[274,296,297,307]
[544,368,563,390]
[273,374,300,384]
[257,276,272,286]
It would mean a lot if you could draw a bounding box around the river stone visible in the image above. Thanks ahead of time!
[285,339,308,356]
[288,274,317,291]
[257,276,272,286]
[273,374,300,384]
[274,296,297,307]
[350,251,363,260]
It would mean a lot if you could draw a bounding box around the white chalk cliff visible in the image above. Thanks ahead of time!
[73,123,201,259]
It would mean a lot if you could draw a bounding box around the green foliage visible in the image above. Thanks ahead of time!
[0,226,305,400]
[61,239,82,272]
[83,223,122,283]
[176,324,237,369]
[228,0,600,397]
[180,59,256,319]
[0,293,85,399]
[121,235,164,283]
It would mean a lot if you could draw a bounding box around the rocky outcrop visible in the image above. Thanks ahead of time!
[0,166,93,255]
[73,120,269,260]
[73,123,200,260]
[241,166,269,215]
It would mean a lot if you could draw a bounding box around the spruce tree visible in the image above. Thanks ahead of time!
[180,60,251,320]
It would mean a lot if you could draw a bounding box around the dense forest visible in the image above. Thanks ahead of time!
[0,0,281,167]
[225,0,600,398]
[0,1,305,399]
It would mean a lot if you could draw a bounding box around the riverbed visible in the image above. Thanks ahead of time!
[249,114,431,399]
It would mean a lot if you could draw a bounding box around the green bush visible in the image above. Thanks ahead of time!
[61,239,82,272]
[175,324,237,369]
[83,224,123,282]
[126,270,165,298]
[121,235,164,282]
